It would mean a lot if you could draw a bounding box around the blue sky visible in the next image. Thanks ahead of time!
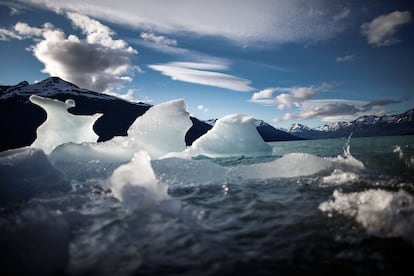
[0,0,413,128]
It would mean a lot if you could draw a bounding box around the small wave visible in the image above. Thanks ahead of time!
[319,189,414,243]
[322,169,359,185]
[394,145,414,169]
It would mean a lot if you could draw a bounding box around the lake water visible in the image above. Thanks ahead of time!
[1,135,414,275]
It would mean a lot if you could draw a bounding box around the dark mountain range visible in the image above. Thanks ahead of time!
[0,77,300,152]
[287,110,414,139]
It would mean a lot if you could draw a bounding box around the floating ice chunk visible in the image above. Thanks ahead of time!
[319,189,414,243]
[0,147,70,205]
[123,99,192,159]
[50,99,192,161]
[30,95,102,154]
[106,151,169,210]
[189,114,272,158]
[231,153,332,179]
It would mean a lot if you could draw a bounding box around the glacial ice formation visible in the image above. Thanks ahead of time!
[30,95,102,154]
[50,99,193,161]
[189,114,272,158]
[319,189,414,242]
[106,151,169,210]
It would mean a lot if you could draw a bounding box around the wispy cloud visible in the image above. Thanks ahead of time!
[361,10,412,47]
[0,13,139,92]
[336,54,355,62]
[149,62,254,92]
[140,32,177,47]
[18,0,348,44]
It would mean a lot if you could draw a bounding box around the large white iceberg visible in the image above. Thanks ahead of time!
[189,114,272,158]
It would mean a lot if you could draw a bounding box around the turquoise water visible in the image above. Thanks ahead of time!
[1,136,414,275]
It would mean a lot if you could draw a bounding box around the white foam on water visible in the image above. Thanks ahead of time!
[188,114,272,158]
[328,142,365,170]
[30,95,102,154]
[393,145,414,169]
[322,169,359,185]
[319,189,414,243]
[105,151,169,210]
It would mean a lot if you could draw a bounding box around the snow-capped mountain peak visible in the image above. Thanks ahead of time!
[288,123,311,133]
[37,76,79,89]
[287,109,414,139]
[0,76,139,103]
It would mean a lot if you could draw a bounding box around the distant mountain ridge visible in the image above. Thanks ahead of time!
[0,77,301,152]
[287,109,414,139]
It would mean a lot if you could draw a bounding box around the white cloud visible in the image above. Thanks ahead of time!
[250,83,333,110]
[298,100,363,120]
[1,13,138,92]
[67,12,131,50]
[19,0,348,44]
[0,28,22,41]
[14,22,49,37]
[148,62,254,92]
[336,54,355,62]
[197,105,209,113]
[273,97,403,123]
[251,88,276,101]
[361,11,412,47]
[140,32,177,47]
